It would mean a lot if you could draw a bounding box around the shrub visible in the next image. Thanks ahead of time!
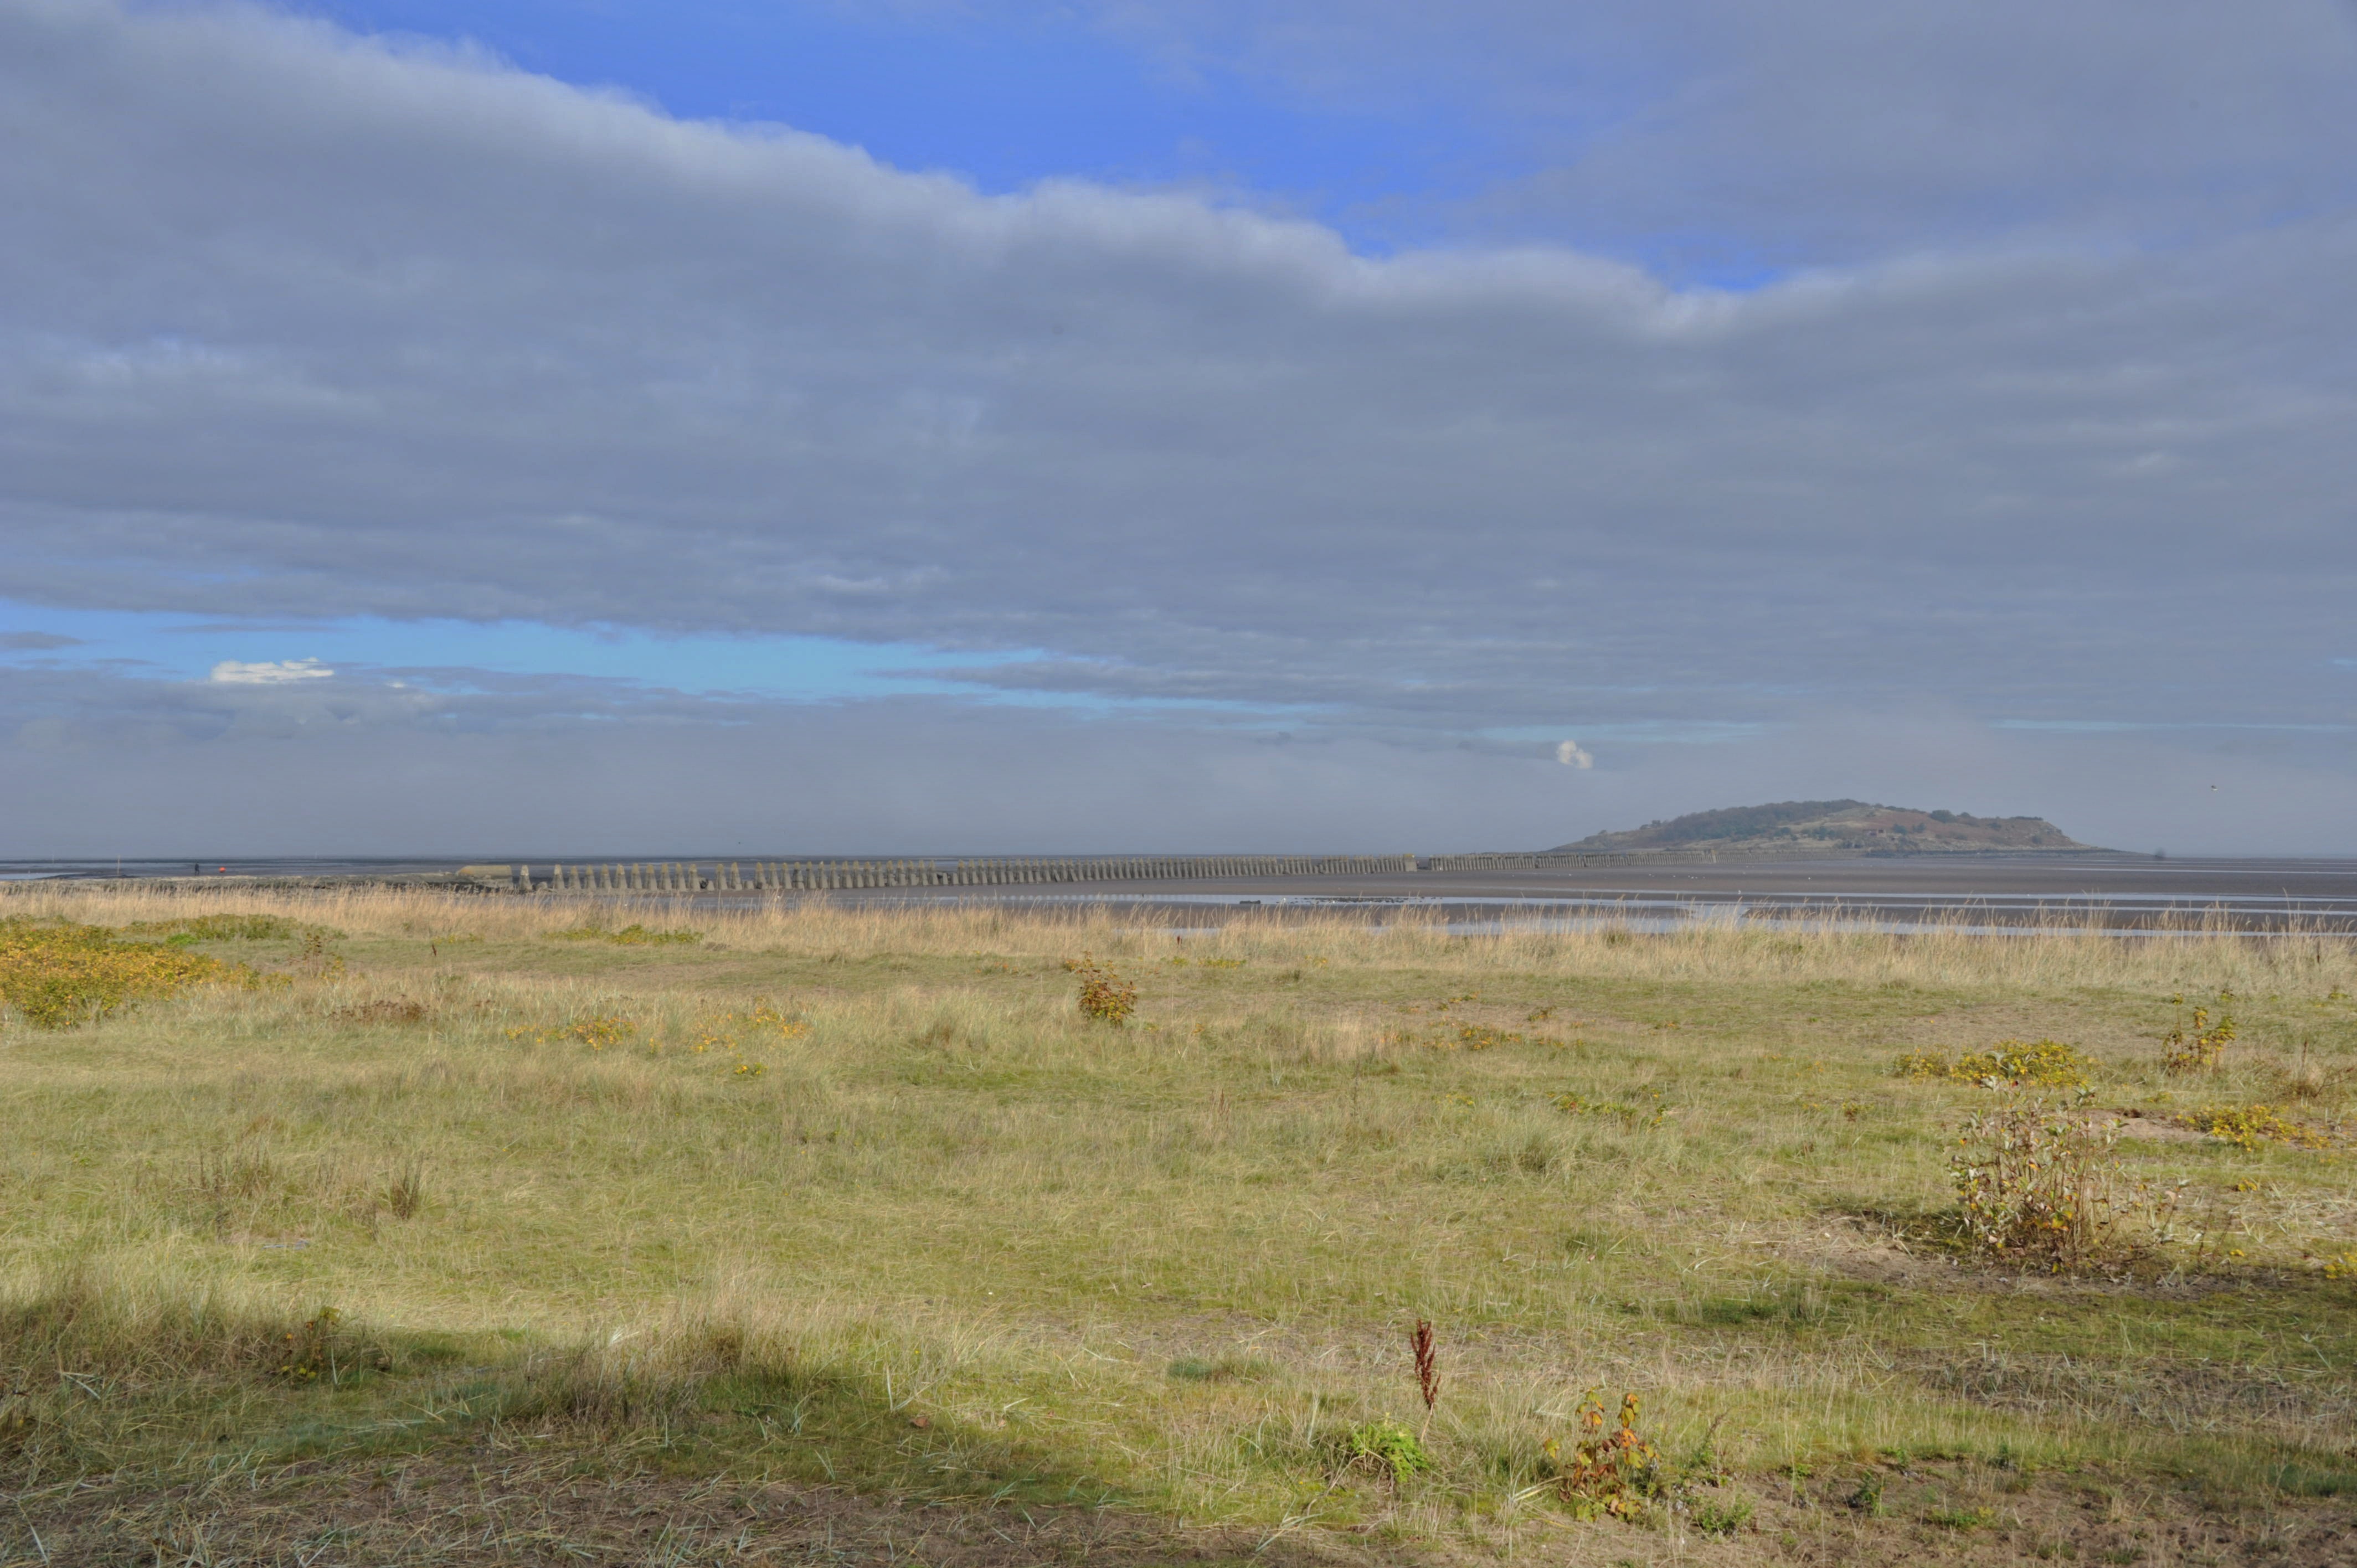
[1692,1495,1755,1538]
[291,928,346,977]
[1951,1094,2133,1271]
[504,1015,636,1049]
[1336,1417,1432,1484]
[691,999,809,1054]
[2186,1104,2332,1152]
[279,1306,345,1383]
[2161,1003,2235,1075]
[1953,1039,2093,1089]
[1069,956,1138,1025]
[1547,1390,1666,1521]
[1897,1040,2093,1089]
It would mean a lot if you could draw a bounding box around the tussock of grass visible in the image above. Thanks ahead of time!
[4,881,2356,1554]
[0,1262,337,1383]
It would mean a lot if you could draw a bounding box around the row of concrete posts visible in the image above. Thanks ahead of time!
[521,854,1418,893]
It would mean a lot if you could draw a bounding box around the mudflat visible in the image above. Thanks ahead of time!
[802,854,2357,931]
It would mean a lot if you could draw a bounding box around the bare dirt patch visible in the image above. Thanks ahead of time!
[11,1453,1327,1568]
[15,1452,2354,1566]
[2107,1110,2211,1144]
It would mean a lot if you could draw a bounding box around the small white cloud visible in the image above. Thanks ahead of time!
[2114,450,2181,478]
[1556,738,1594,768]
[209,658,333,685]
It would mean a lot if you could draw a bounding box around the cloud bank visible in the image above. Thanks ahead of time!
[2,1,2353,853]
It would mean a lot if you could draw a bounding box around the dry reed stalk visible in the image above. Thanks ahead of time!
[1411,1318,1439,1439]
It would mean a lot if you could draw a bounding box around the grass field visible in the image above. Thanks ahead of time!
[5,884,2357,1565]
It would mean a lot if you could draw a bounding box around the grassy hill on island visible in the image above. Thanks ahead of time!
[1552,798,2087,854]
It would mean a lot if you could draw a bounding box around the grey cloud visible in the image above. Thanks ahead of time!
[1079,1,2357,264]
[1,2,2353,850]
[0,631,84,650]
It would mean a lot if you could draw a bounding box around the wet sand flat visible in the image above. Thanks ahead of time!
[794,854,2357,931]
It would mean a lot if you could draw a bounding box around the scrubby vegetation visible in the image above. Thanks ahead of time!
[1897,1037,2097,1088]
[3,882,2356,1562]
[0,915,265,1027]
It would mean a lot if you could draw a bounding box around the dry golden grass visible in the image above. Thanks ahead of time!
[9,875,2354,991]
[4,881,2356,1562]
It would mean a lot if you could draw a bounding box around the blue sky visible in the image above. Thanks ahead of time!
[0,597,1312,717]
[4,1,2355,853]
[301,0,1515,255]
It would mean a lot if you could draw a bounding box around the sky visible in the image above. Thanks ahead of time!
[3,0,2355,856]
